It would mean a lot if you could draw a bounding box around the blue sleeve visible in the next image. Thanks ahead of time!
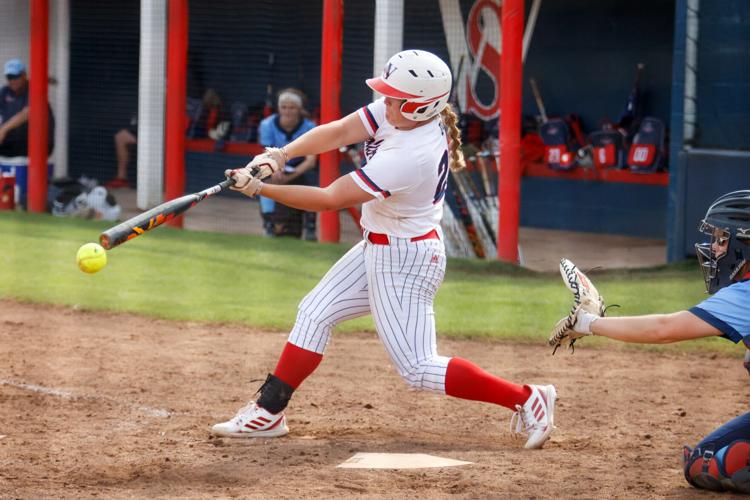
[689,281,750,346]
[258,116,276,147]
[301,119,316,134]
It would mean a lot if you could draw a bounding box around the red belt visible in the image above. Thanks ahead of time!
[367,229,440,245]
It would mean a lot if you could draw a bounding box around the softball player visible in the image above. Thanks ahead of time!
[212,50,557,449]
[558,190,750,493]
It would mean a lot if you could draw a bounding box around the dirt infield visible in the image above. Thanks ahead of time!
[1,300,746,498]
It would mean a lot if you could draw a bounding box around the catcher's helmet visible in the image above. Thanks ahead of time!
[366,49,451,122]
[695,190,750,293]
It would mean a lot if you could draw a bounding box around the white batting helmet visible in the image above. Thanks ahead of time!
[366,49,452,122]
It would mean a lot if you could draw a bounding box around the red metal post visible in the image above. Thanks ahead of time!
[28,0,49,213]
[497,0,524,262]
[165,0,188,227]
[319,0,343,243]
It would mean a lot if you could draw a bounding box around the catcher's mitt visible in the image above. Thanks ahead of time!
[548,258,608,354]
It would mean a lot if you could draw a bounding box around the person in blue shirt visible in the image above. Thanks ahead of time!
[258,88,317,239]
[559,190,750,493]
[0,59,54,158]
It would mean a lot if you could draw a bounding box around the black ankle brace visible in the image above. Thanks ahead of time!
[256,373,294,414]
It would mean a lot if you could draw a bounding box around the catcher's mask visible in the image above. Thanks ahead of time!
[366,49,452,122]
[695,190,750,294]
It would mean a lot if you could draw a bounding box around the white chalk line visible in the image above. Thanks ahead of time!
[0,379,172,418]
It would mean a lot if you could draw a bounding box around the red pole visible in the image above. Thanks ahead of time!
[319,0,343,243]
[165,0,188,227]
[497,0,524,262]
[28,0,49,213]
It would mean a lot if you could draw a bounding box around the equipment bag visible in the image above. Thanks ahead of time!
[539,118,576,171]
[49,177,121,221]
[627,117,666,172]
[589,129,626,169]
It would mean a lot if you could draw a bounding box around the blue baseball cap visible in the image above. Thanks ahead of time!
[4,59,26,77]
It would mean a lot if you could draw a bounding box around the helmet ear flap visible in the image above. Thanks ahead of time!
[399,93,450,121]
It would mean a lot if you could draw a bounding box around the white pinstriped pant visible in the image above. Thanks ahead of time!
[288,236,452,393]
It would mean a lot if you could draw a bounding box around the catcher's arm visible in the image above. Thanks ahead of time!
[573,311,722,344]
[549,259,723,352]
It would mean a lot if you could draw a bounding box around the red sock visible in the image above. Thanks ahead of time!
[445,357,531,410]
[273,342,323,389]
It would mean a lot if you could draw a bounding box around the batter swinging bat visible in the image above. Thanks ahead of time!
[99,178,236,250]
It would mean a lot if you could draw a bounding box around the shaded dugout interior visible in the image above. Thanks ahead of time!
[62,0,750,251]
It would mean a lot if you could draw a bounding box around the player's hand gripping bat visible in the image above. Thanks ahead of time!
[99,178,236,250]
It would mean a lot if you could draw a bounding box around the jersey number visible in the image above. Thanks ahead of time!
[433,150,449,204]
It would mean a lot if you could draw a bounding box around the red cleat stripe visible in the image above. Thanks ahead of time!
[267,417,283,430]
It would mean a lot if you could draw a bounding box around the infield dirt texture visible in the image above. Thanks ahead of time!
[1,299,746,498]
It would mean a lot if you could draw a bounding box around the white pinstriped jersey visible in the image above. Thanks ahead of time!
[350,98,449,238]
[286,98,454,394]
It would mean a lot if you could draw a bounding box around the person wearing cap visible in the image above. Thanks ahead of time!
[257,88,318,240]
[0,58,54,157]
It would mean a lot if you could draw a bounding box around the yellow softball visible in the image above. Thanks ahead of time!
[76,242,107,274]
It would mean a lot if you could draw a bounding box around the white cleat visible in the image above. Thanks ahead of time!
[509,384,556,449]
[211,401,289,438]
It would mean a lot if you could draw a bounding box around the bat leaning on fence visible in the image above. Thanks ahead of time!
[454,168,496,257]
[459,164,497,244]
[449,169,495,258]
[529,77,548,123]
[99,178,236,250]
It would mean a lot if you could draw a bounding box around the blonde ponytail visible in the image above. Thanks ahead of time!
[440,104,466,171]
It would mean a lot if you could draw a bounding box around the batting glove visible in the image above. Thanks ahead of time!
[225,167,263,197]
[264,147,288,169]
[244,148,285,180]
[744,350,750,376]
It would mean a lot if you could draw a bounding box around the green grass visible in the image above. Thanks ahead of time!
[0,211,738,353]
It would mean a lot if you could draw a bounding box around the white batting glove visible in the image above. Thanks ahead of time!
[243,148,285,180]
[264,147,288,170]
[225,168,263,197]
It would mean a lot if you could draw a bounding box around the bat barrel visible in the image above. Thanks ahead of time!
[99,193,198,249]
[99,177,235,250]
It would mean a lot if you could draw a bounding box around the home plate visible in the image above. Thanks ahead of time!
[337,453,472,469]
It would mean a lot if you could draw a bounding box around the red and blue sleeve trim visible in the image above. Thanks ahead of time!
[362,105,379,134]
[355,169,391,198]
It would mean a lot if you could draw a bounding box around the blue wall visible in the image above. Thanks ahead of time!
[668,0,750,260]
[521,0,675,130]
[520,178,667,238]
[693,1,750,150]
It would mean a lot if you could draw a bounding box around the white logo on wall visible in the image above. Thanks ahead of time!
[440,0,537,120]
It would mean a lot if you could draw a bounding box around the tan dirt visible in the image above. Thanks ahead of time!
[2,299,744,499]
